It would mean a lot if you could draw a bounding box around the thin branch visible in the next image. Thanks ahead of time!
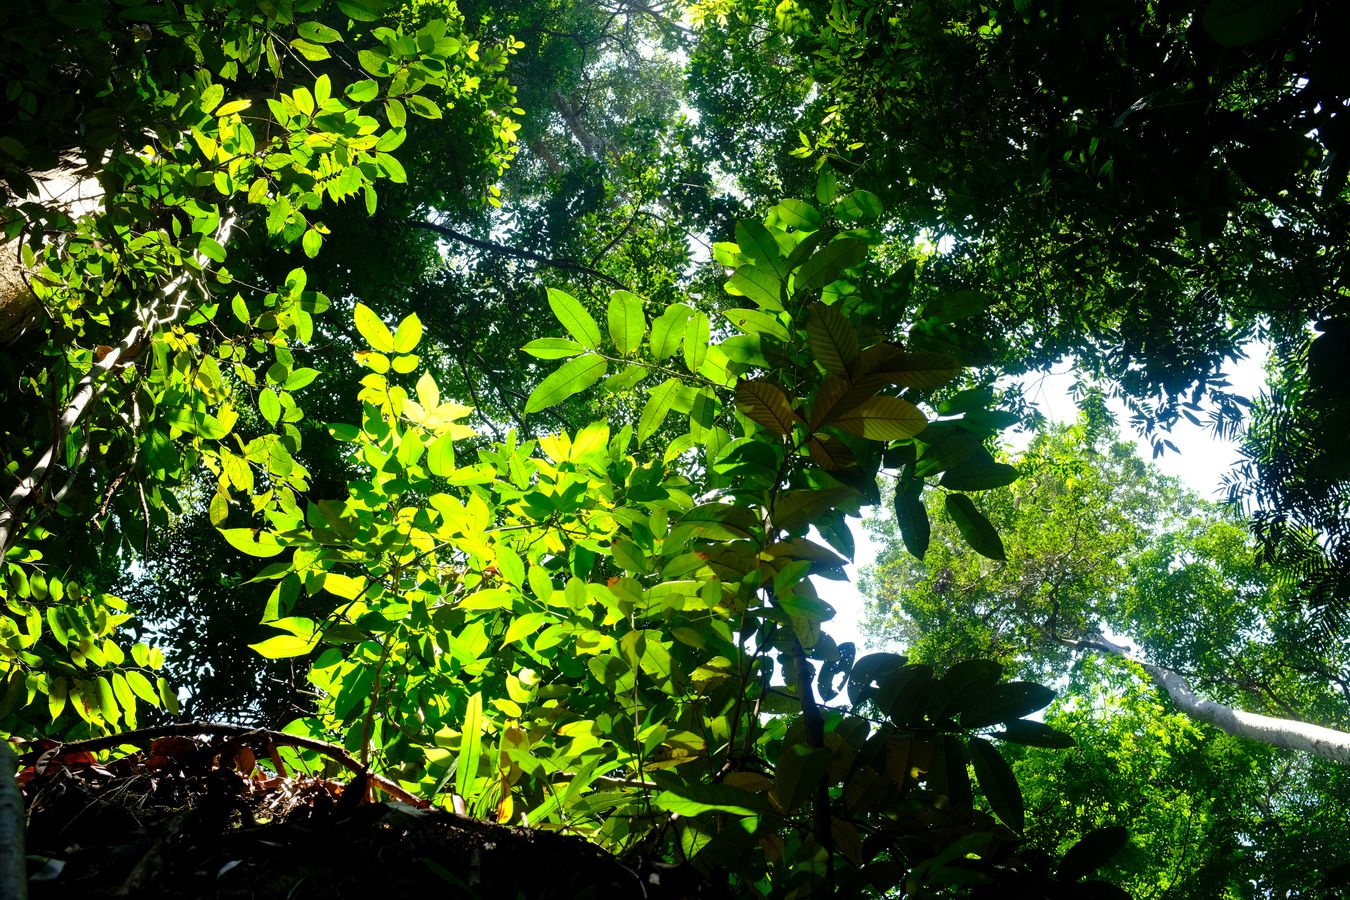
[410,219,629,291]
[18,721,426,808]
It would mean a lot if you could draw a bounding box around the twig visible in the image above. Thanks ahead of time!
[18,721,426,808]
[409,219,629,291]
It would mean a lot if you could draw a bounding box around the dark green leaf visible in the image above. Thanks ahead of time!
[945,493,1006,560]
[1059,826,1129,882]
[994,719,1076,749]
[968,736,1025,833]
[894,477,930,559]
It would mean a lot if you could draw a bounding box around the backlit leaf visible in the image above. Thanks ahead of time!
[968,736,1025,833]
[354,303,395,352]
[525,355,606,413]
[735,379,800,437]
[831,395,926,441]
[547,288,601,349]
[806,303,859,376]
[607,290,646,355]
[638,378,680,445]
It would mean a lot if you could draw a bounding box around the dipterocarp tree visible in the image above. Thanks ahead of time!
[862,426,1350,892]
[4,0,1348,897]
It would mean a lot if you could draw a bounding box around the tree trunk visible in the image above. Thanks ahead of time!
[1077,633,1350,765]
[0,159,105,343]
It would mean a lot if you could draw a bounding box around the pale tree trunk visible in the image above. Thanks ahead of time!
[0,216,234,557]
[0,159,105,343]
[1075,633,1350,765]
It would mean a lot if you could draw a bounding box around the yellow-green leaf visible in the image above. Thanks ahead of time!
[525,355,606,414]
[354,303,395,352]
[607,290,646,355]
[547,288,601,349]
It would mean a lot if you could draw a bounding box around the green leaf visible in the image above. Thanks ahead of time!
[735,220,787,279]
[427,433,456,476]
[684,311,710,373]
[297,21,342,43]
[375,152,406,183]
[126,671,159,706]
[1202,0,1300,46]
[607,290,646,355]
[722,307,790,342]
[455,692,485,798]
[219,528,286,558]
[290,38,331,61]
[337,0,384,21]
[346,79,380,102]
[198,236,226,263]
[774,198,822,230]
[831,395,926,441]
[354,303,395,352]
[258,389,281,426]
[726,265,784,311]
[795,239,869,294]
[547,288,602,349]
[638,378,680,446]
[806,303,859,376]
[940,459,1020,491]
[653,784,772,816]
[200,83,225,114]
[894,478,930,559]
[393,312,423,353]
[1060,826,1129,882]
[525,355,607,414]
[301,228,322,258]
[384,97,406,127]
[405,94,443,120]
[249,634,315,658]
[649,304,692,359]
[995,719,1075,749]
[962,681,1056,728]
[944,493,1006,560]
[522,338,585,359]
[835,190,883,222]
[968,736,1025,833]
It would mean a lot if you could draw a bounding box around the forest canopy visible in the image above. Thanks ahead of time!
[1,0,1347,897]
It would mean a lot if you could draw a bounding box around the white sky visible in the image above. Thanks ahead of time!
[820,345,1271,654]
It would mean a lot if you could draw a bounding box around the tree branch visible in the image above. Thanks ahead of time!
[1068,632,1350,765]
[409,219,628,291]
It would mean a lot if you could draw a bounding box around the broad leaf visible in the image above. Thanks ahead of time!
[524,355,606,413]
[795,238,868,294]
[735,219,787,279]
[637,378,680,445]
[1060,826,1130,882]
[945,493,1006,560]
[831,395,926,441]
[968,736,1025,833]
[894,478,930,559]
[547,287,602,349]
[219,528,286,558]
[354,303,394,352]
[736,379,800,437]
[806,303,859,376]
[726,265,784,311]
[607,290,646,355]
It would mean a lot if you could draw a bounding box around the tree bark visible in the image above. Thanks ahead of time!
[1076,633,1350,765]
[0,740,26,900]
